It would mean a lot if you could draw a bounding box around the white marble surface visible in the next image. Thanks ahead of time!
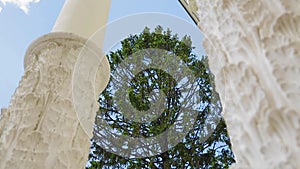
[52,0,111,40]
[189,0,300,168]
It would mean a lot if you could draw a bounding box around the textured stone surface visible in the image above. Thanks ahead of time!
[0,32,104,169]
[1,1,299,168]
[185,0,300,168]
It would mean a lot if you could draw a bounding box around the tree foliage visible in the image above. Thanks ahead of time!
[87,26,235,169]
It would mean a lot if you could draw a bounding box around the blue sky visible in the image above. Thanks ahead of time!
[0,0,200,109]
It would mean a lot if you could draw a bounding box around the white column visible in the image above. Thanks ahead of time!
[51,0,111,95]
[52,0,111,39]
[0,1,111,169]
[189,0,300,168]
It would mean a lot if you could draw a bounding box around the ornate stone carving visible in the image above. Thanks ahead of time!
[0,32,105,169]
[189,0,300,168]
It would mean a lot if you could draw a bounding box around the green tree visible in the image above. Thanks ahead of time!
[87,26,235,169]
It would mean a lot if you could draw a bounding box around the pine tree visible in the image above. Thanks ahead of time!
[87,26,235,169]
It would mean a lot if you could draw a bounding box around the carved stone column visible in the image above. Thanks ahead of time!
[0,32,108,169]
[186,0,300,168]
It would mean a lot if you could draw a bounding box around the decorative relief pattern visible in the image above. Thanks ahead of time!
[0,33,94,169]
[191,0,300,168]
[0,1,299,168]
